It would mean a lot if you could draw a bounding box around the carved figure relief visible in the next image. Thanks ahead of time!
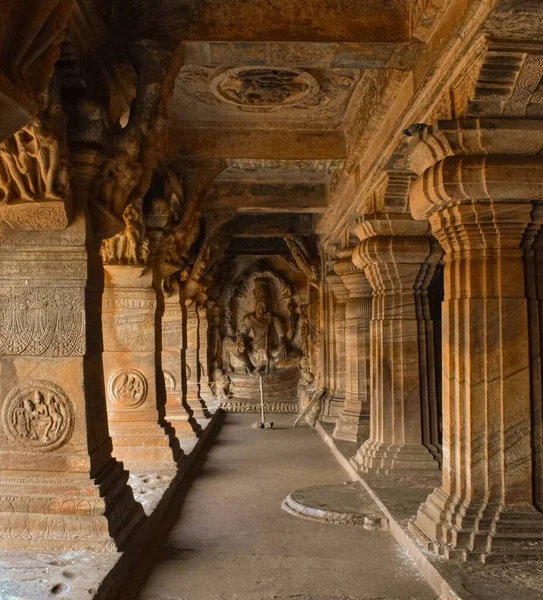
[2,380,75,452]
[224,277,301,375]
[0,86,70,206]
[100,200,149,266]
[163,371,176,392]
[285,237,319,286]
[0,287,85,356]
[108,369,148,409]
[212,368,231,402]
[211,67,319,110]
[176,66,358,121]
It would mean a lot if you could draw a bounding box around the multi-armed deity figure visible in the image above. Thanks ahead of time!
[225,278,300,375]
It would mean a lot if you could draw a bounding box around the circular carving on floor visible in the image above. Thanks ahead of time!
[281,483,388,530]
[108,369,148,409]
[2,380,75,452]
[210,67,319,110]
[163,371,176,392]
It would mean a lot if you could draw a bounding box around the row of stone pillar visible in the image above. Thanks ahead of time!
[0,210,214,550]
[322,150,543,561]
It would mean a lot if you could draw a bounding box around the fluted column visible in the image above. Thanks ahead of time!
[183,301,210,419]
[350,216,441,474]
[409,154,543,561]
[160,277,200,438]
[197,303,216,409]
[332,248,372,443]
[326,272,349,420]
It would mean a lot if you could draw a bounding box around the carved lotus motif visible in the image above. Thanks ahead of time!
[211,67,319,111]
[2,380,75,452]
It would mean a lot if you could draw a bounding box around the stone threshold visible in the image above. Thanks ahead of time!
[0,411,224,600]
[314,420,543,600]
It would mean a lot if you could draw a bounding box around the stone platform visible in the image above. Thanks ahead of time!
[315,420,543,600]
[220,366,300,413]
[282,482,388,530]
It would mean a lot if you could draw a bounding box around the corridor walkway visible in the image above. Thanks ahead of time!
[139,414,436,600]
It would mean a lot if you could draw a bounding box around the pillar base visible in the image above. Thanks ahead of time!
[110,415,182,472]
[0,459,143,551]
[333,411,369,443]
[410,487,543,562]
[186,392,211,420]
[166,391,201,438]
[350,440,439,474]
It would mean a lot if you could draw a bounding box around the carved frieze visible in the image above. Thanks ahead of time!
[2,380,75,452]
[0,287,85,356]
[108,369,148,409]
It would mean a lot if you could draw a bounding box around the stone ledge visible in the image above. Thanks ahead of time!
[0,410,224,600]
[314,420,543,600]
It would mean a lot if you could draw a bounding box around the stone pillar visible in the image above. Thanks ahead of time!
[183,301,210,419]
[332,248,372,443]
[161,277,200,438]
[197,303,216,409]
[409,155,543,561]
[326,273,349,420]
[102,265,181,471]
[0,208,142,551]
[526,210,543,513]
[351,217,441,474]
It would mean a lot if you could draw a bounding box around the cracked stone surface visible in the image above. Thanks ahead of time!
[139,414,435,600]
[0,550,118,600]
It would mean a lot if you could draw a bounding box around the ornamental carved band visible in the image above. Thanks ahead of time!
[0,288,85,356]
[2,380,75,452]
[108,369,148,409]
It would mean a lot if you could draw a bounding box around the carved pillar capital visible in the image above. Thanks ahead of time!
[410,154,543,221]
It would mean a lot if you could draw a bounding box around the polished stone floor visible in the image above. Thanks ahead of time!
[139,413,435,600]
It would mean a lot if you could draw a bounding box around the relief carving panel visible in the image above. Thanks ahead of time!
[0,287,85,356]
[2,380,75,452]
[108,369,148,409]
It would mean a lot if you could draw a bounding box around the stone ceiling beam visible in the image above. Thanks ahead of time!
[169,129,346,161]
[207,182,328,213]
[226,213,315,237]
[181,41,423,71]
[133,0,411,44]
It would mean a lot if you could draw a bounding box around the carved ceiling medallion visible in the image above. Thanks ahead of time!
[210,67,319,111]
[2,380,75,452]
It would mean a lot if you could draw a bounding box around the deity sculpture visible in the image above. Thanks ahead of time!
[100,200,149,265]
[225,278,300,375]
[0,85,70,205]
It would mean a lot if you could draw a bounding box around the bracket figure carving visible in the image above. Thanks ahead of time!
[100,200,149,266]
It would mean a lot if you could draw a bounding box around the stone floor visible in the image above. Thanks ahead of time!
[138,413,436,600]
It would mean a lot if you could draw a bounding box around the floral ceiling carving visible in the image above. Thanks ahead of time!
[172,65,361,123]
